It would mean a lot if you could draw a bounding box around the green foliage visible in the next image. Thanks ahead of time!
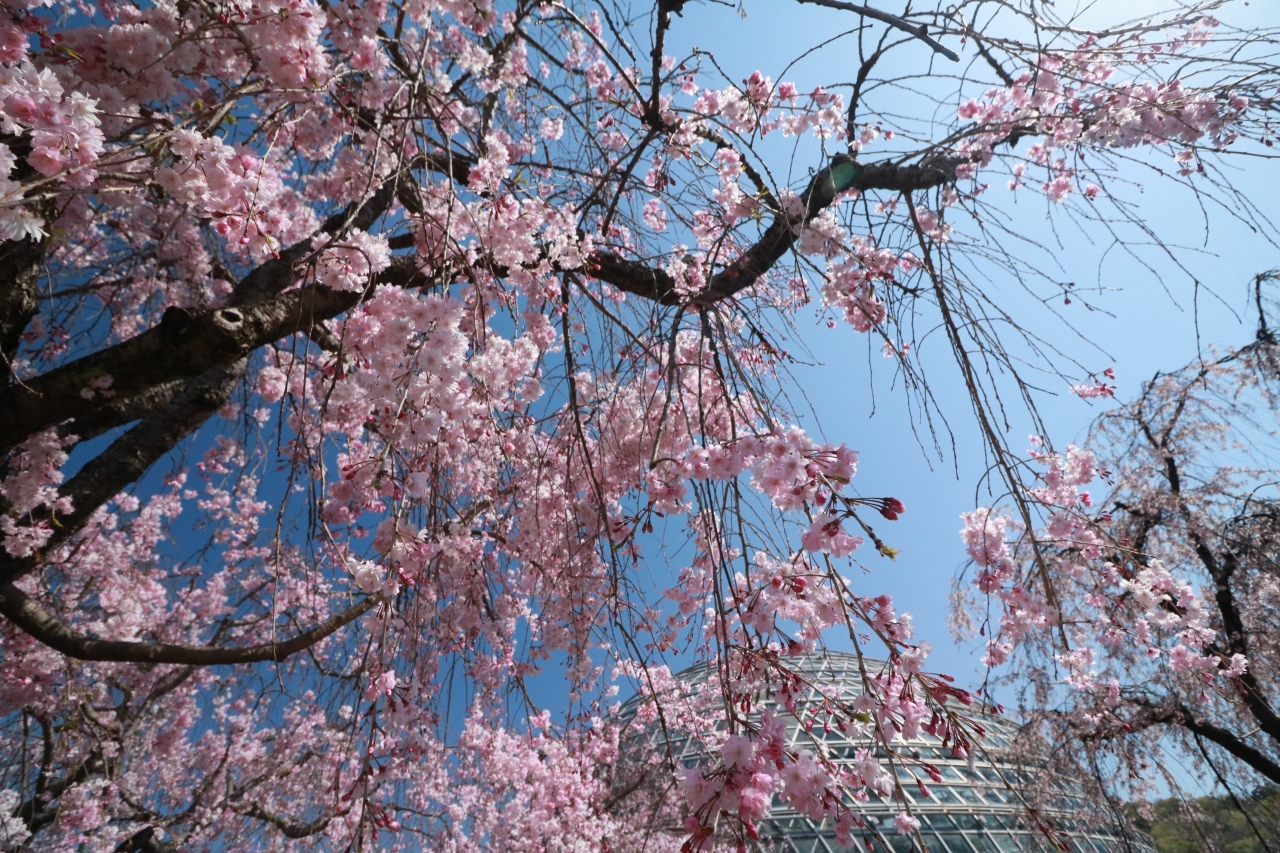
[1133,787,1280,853]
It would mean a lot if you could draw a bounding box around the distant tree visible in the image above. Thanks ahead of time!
[958,273,1280,843]
[1136,787,1280,853]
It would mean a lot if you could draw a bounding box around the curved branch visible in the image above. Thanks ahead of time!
[1118,698,1280,785]
[0,584,382,665]
[1179,707,1280,785]
[590,153,965,306]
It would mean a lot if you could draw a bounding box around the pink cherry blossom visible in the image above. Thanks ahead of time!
[0,2,1270,850]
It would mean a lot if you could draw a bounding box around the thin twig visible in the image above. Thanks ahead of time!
[795,0,960,61]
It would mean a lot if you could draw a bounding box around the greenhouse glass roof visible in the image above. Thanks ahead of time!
[620,651,1153,853]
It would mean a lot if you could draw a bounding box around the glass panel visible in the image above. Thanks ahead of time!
[917,833,945,853]
[991,833,1021,853]
[1011,833,1044,852]
[937,833,975,853]
[968,835,1000,853]
[882,833,914,853]
[931,786,959,803]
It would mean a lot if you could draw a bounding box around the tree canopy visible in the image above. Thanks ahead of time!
[0,0,1277,850]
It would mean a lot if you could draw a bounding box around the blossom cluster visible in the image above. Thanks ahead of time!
[960,436,1246,689]
[155,129,310,260]
[0,428,73,558]
[955,23,1249,204]
[0,52,103,238]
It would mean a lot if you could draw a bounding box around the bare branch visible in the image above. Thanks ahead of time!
[795,0,960,62]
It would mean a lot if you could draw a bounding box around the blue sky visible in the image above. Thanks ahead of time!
[659,0,1280,686]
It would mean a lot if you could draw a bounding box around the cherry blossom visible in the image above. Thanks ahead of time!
[0,0,1272,849]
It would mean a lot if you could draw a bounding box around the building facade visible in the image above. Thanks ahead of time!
[621,651,1153,853]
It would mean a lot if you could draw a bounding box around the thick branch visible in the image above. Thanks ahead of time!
[0,360,245,584]
[229,151,457,307]
[969,29,1016,87]
[230,169,402,306]
[0,230,48,385]
[1159,450,1280,747]
[1118,699,1280,785]
[0,139,52,385]
[421,150,474,186]
[1179,706,1280,785]
[0,256,427,454]
[57,378,187,444]
[14,751,103,834]
[0,583,381,665]
[113,827,175,853]
[1200,547,1280,746]
[591,154,964,305]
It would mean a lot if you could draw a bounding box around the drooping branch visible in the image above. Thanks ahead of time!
[0,582,382,665]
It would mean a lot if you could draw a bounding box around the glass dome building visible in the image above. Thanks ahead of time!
[620,651,1153,853]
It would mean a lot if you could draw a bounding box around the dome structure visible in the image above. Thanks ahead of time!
[620,651,1153,853]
